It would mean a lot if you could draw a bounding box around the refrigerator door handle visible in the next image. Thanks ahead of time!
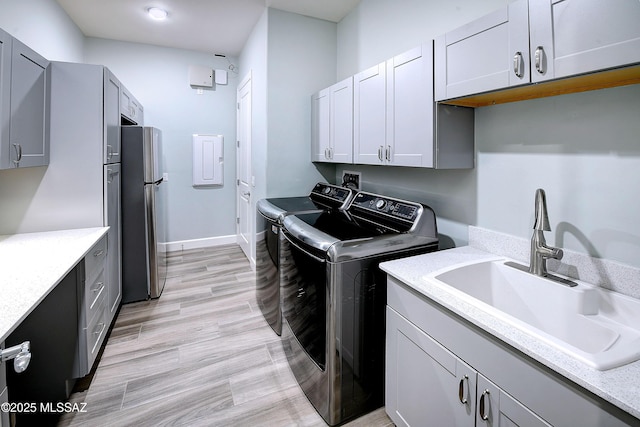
[145,178,164,186]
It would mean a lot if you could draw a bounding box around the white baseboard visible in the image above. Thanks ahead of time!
[162,234,237,252]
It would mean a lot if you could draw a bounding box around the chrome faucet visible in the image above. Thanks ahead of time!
[529,189,563,276]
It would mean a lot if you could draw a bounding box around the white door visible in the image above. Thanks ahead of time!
[236,72,252,261]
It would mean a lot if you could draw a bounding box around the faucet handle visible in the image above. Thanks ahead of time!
[533,188,551,231]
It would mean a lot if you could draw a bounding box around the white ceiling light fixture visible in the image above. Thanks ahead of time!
[147,7,168,21]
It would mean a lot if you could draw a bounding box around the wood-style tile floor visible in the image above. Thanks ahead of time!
[58,245,394,427]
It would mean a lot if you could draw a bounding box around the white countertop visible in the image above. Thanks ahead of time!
[380,246,640,421]
[0,227,108,342]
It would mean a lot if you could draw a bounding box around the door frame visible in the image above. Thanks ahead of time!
[236,71,253,265]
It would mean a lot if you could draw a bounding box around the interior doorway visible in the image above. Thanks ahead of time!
[236,71,253,263]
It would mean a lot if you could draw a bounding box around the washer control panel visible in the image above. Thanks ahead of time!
[351,192,421,222]
[310,183,354,208]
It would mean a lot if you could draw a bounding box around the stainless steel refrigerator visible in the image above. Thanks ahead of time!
[121,126,168,303]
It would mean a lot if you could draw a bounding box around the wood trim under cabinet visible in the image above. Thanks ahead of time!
[440,64,640,108]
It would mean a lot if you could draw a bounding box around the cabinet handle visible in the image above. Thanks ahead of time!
[479,389,490,421]
[92,282,104,293]
[12,143,22,166]
[93,249,104,257]
[535,46,546,74]
[324,147,330,159]
[93,322,106,336]
[385,145,391,162]
[513,52,524,78]
[458,375,469,405]
[378,146,384,162]
[107,144,113,160]
[329,147,333,159]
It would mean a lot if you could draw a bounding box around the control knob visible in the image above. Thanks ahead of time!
[375,199,387,209]
[322,186,332,195]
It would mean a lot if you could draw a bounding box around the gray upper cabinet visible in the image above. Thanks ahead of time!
[0,30,50,169]
[436,0,640,102]
[0,30,10,170]
[355,45,438,168]
[435,0,531,101]
[311,77,353,164]
[120,85,143,125]
[322,43,474,169]
[104,70,121,164]
[529,0,640,81]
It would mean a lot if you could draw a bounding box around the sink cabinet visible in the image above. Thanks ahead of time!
[311,76,353,163]
[0,28,50,170]
[435,0,640,102]
[386,306,550,427]
[386,276,638,426]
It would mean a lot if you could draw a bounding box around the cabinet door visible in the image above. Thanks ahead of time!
[435,0,530,101]
[354,62,386,165]
[386,307,476,427]
[329,77,353,163]
[311,88,330,162]
[387,44,434,167]
[105,164,122,318]
[104,69,121,164]
[477,374,551,427]
[0,30,10,170]
[8,38,49,168]
[0,352,8,427]
[529,0,640,82]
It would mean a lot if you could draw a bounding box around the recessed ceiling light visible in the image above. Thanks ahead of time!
[148,7,168,21]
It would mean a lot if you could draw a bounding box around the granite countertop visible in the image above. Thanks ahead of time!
[0,227,108,342]
[380,246,640,421]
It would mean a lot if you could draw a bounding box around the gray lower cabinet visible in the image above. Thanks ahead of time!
[0,350,8,427]
[386,306,549,427]
[0,28,50,170]
[5,265,81,425]
[386,277,638,427]
[76,235,110,378]
[105,164,122,318]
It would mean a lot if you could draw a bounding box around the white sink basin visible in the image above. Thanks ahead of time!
[426,259,640,370]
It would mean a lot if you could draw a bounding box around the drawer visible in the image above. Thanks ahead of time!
[84,268,107,325]
[85,235,107,280]
[84,299,108,370]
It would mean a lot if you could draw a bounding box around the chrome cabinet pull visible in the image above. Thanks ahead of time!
[479,389,490,421]
[93,249,104,257]
[12,143,22,166]
[107,144,113,160]
[93,322,106,336]
[513,52,524,78]
[378,146,383,162]
[385,145,391,162]
[458,375,469,405]
[535,46,546,74]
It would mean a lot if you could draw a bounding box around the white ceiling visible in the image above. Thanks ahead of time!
[55,0,360,57]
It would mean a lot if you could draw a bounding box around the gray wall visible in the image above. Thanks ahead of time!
[84,39,239,243]
[0,1,238,244]
[0,0,84,62]
[334,0,640,268]
[266,9,337,197]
